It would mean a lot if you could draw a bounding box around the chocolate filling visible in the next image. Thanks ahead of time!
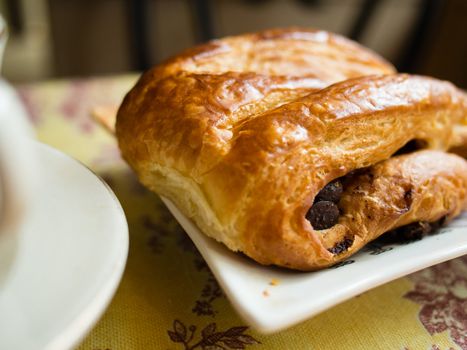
[306,201,340,230]
[380,216,447,243]
[314,179,343,203]
[397,221,432,240]
[306,139,426,232]
[328,236,354,255]
[306,179,344,230]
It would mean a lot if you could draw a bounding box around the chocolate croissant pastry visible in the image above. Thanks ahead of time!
[116,28,467,270]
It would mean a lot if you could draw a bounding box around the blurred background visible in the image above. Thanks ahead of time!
[1,0,466,87]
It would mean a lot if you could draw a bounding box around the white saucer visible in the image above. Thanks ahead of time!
[162,197,467,333]
[0,143,128,349]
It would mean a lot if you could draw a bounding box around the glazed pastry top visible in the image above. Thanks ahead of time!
[116,28,467,270]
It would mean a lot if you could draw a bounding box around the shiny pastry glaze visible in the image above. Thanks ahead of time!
[116,28,467,270]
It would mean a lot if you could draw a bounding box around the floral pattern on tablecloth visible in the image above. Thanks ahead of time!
[167,320,260,350]
[405,257,467,350]
[15,76,467,350]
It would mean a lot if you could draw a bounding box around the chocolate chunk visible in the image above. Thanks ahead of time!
[315,180,343,203]
[379,217,449,244]
[306,201,340,230]
[328,236,354,255]
[397,221,432,240]
[381,221,432,243]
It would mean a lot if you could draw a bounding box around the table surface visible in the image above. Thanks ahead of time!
[17,75,467,350]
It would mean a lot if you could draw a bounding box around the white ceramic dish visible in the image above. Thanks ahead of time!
[0,142,128,350]
[162,197,467,333]
[0,14,38,274]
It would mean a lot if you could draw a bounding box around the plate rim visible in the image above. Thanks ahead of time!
[10,142,129,350]
[49,177,128,350]
[161,196,467,333]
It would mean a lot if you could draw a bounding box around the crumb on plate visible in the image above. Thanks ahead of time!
[269,278,280,286]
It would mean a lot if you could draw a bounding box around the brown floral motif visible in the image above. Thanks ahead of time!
[404,256,467,350]
[192,275,223,317]
[404,344,457,349]
[145,207,202,257]
[145,215,172,253]
[146,201,189,254]
[168,320,260,350]
[430,346,456,350]
[149,200,208,269]
[146,202,225,315]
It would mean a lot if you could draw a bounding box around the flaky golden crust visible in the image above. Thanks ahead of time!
[116,28,467,270]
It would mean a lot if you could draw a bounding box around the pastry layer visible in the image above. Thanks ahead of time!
[116,28,467,270]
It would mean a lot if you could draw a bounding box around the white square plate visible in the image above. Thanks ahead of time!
[0,143,128,350]
[162,197,467,333]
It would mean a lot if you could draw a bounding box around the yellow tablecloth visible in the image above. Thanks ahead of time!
[17,76,467,350]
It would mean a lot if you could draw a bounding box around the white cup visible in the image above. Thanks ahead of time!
[0,16,37,283]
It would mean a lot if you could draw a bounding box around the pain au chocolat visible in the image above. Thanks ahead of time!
[116,28,467,270]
